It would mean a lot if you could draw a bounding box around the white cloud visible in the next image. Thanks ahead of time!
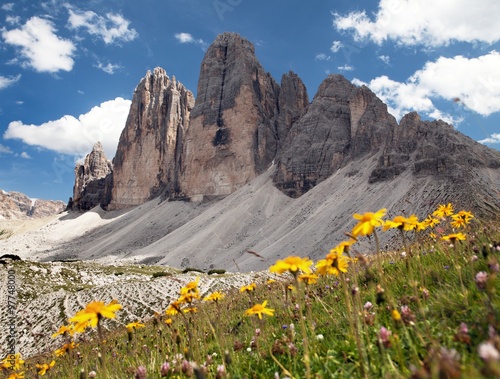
[330,40,343,53]
[334,0,500,47]
[3,97,131,158]
[1,3,14,11]
[67,9,138,44]
[174,32,207,49]
[378,55,390,64]
[353,51,500,123]
[338,65,354,71]
[6,15,20,25]
[315,53,330,61]
[95,61,121,74]
[0,74,21,90]
[2,17,75,73]
[0,144,13,154]
[20,152,31,159]
[479,133,500,144]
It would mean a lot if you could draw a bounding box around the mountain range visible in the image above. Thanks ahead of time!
[13,32,500,271]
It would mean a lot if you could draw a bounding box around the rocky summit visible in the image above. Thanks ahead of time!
[180,33,308,199]
[71,141,113,211]
[109,67,195,209]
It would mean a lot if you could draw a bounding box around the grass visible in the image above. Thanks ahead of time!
[2,205,500,378]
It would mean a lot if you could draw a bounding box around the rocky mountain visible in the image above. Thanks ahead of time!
[109,68,194,209]
[72,142,113,211]
[179,33,308,199]
[58,32,500,270]
[0,190,66,220]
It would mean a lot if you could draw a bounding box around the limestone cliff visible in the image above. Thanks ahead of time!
[274,75,395,197]
[180,33,308,199]
[72,141,113,210]
[109,68,194,209]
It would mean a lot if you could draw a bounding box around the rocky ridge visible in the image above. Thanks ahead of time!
[0,190,66,220]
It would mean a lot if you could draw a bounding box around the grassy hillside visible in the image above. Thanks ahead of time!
[2,204,500,378]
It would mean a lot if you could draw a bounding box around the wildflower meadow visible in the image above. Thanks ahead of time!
[1,204,499,378]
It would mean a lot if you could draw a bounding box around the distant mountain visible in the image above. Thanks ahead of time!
[0,190,66,220]
[62,32,500,271]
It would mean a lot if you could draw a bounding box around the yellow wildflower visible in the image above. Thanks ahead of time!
[451,210,474,228]
[298,273,319,285]
[239,283,257,293]
[351,208,386,237]
[52,324,75,338]
[69,300,122,332]
[165,300,183,316]
[183,277,200,293]
[423,215,440,228]
[1,353,24,371]
[126,321,145,333]
[269,256,313,275]
[392,309,401,321]
[441,233,466,242]
[7,373,25,379]
[55,341,78,356]
[383,215,408,231]
[203,291,225,302]
[432,203,454,218]
[36,360,55,376]
[245,300,275,320]
[403,214,419,231]
[316,249,350,277]
[165,318,173,325]
[183,307,198,314]
[178,291,201,304]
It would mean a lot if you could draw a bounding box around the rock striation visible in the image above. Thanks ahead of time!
[0,190,66,219]
[72,141,113,211]
[180,32,308,199]
[109,68,194,209]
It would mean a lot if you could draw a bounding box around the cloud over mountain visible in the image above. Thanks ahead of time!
[3,98,131,158]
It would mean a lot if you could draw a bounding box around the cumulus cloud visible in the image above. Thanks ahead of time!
[334,0,500,47]
[3,97,131,158]
[479,133,500,144]
[2,17,75,73]
[94,61,121,74]
[0,144,13,154]
[20,152,31,159]
[0,74,21,90]
[353,51,500,122]
[174,32,207,49]
[67,9,138,44]
[330,40,343,53]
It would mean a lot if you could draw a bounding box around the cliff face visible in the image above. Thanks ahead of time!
[0,190,66,220]
[179,32,308,199]
[72,142,113,211]
[109,68,194,209]
[274,75,396,197]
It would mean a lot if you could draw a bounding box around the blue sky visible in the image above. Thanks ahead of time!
[1,0,499,201]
